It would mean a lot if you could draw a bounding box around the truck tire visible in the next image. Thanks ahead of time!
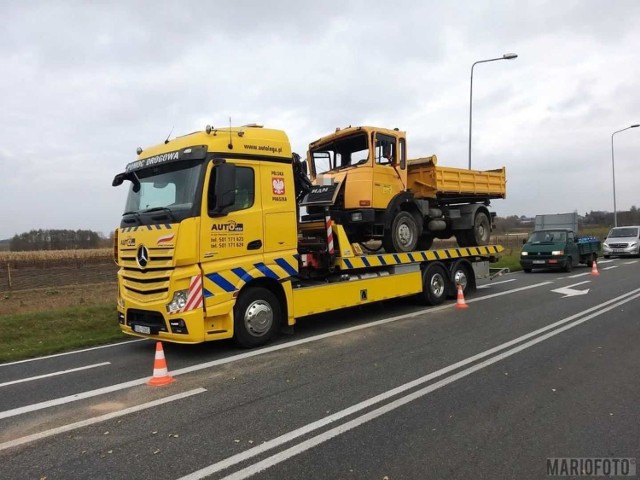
[471,211,491,246]
[586,253,596,268]
[383,211,419,253]
[448,260,476,298]
[233,287,281,348]
[416,263,448,306]
[416,234,434,251]
[455,230,474,248]
[523,268,532,273]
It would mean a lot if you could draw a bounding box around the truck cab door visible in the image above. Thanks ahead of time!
[200,160,263,304]
[372,133,407,210]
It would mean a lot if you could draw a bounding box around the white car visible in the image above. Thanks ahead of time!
[603,225,640,258]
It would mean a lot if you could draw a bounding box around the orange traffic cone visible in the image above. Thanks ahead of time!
[147,342,175,386]
[591,259,600,276]
[454,284,469,309]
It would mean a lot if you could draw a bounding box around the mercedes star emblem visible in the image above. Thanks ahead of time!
[136,245,149,269]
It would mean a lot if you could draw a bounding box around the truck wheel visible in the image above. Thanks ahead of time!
[471,211,491,246]
[455,230,474,248]
[564,257,573,273]
[586,253,596,268]
[233,287,281,348]
[416,264,448,306]
[448,261,476,298]
[383,211,419,253]
[523,268,532,273]
[416,235,434,251]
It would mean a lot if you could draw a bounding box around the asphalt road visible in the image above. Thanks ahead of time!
[1,258,639,480]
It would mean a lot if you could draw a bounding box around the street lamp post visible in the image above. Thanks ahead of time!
[468,53,518,170]
[611,124,639,227]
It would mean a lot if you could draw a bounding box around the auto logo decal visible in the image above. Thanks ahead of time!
[136,245,149,269]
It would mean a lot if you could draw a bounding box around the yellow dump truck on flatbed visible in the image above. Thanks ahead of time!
[304,126,507,252]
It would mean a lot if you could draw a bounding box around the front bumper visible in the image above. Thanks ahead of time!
[603,244,640,257]
[520,257,568,270]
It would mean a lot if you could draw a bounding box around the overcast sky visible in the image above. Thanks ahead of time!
[1,0,639,239]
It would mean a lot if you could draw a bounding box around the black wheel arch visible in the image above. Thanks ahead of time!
[383,192,423,234]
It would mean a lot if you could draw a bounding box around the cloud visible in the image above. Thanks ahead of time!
[1,0,640,239]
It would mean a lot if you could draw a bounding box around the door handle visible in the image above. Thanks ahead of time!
[247,240,262,250]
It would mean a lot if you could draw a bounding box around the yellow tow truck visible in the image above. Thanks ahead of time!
[112,124,503,347]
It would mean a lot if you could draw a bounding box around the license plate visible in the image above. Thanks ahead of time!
[533,260,545,264]
[613,249,625,253]
[133,325,151,334]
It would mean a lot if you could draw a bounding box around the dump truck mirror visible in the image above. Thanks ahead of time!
[210,162,236,216]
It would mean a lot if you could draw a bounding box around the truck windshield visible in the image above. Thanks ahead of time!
[123,160,204,216]
[528,231,567,243]
[607,227,639,238]
[310,133,369,175]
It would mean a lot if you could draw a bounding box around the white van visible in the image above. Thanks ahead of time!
[603,225,640,258]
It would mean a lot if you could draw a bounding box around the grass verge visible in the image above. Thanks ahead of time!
[494,249,522,272]
[0,303,123,363]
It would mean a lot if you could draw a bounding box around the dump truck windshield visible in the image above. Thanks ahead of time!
[123,160,204,216]
[311,133,369,174]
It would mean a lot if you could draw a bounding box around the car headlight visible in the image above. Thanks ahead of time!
[521,251,528,256]
[166,290,189,313]
[603,243,609,248]
[552,251,564,256]
[629,242,638,247]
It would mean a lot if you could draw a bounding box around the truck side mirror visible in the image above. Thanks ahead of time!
[522,239,526,245]
[210,162,236,216]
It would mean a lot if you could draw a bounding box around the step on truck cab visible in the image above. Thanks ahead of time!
[520,212,601,273]
[112,124,503,347]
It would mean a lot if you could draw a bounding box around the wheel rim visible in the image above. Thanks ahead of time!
[244,300,273,337]
[398,222,414,248]
[430,273,446,297]
[453,269,468,290]
[476,215,489,243]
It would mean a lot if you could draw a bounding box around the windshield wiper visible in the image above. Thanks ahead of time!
[143,206,177,222]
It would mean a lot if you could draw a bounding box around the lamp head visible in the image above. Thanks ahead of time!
[503,53,518,60]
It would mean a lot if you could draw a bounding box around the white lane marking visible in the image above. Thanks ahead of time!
[567,272,590,278]
[0,388,206,451]
[0,362,111,388]
[209,290,640,480]
[177,287,640,480]
[477,278,517,289]
[597,259,614,264]
[602,266,619,270]
[551,280,591,298]
[623,260,638,265]
[0,339,146,368]
[0,281,553,421]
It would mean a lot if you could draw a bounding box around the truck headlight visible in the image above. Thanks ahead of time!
[552,251,564,256]
[166,290,188,313]
[351,212,363,222]
[521,251,528,256]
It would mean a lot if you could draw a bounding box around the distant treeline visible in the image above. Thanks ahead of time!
[9,229,111,251]
[494,207,640,233]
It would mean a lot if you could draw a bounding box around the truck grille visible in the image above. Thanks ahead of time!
[127,309,168,333]
[119,247,174,303]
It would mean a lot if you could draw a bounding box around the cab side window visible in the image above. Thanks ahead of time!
[375,134,397,166]
[208,166,255,214]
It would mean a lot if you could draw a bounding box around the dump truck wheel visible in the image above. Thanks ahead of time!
[233,287,281,348]
[455,230,474,248]
[416,235,434,251]
[383,211,419,253]
[471,211,491,246]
